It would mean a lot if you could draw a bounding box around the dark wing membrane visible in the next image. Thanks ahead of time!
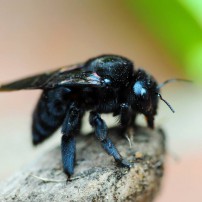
[0,63,103,91]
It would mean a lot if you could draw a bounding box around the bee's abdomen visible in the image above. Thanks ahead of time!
[32,88,70,145]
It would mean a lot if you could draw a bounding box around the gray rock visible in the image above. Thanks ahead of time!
[0,126,166,202]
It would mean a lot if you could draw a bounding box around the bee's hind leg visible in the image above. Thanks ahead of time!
[61,102,84,177]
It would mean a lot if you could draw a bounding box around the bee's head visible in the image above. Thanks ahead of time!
[130,69,174,128]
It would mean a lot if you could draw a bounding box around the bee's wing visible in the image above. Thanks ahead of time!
[0,63,103,91]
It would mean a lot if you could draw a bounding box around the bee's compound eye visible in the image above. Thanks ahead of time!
[133,81,147,96]
[103,78,112,86]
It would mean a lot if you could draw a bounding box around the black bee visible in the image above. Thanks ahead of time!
[0,55,177,177]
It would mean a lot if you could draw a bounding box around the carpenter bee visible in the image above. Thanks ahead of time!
[0,55,180,177]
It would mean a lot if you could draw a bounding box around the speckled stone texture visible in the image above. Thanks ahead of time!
[0,126,166,202]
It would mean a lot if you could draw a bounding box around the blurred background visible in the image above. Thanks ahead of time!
[0,0,202,201]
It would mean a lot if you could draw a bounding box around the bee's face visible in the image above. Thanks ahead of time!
[131,69,159,128]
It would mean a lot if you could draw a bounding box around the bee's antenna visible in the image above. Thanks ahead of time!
[157,78,192,89]
[156,93,175,113]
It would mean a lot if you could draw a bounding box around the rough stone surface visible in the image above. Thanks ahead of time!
[0,126,166,202]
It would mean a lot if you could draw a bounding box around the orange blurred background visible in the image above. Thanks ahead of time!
[0,1,201,201]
